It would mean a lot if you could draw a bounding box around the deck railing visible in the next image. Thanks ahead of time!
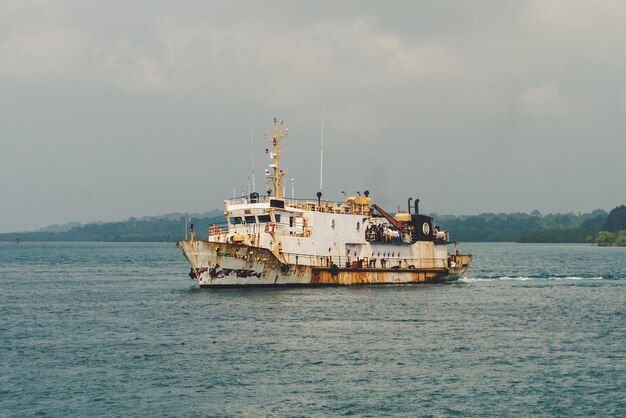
[225,196,346,206]
[225,196,370,215]
[280,252,448,269]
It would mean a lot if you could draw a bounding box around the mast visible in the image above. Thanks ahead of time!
[262,117,289,198]
[320,112,324,195]
[250,128,256,193]
[316,113,324,207]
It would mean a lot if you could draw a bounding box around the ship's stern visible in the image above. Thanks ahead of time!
[445,254,473,279]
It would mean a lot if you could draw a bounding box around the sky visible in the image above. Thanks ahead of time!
[1,0,626,232]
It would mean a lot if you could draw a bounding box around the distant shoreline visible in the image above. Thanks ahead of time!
[2,206,624,245]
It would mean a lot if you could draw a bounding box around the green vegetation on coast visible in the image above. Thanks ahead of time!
[436,210,607,243]
[1,213,224,243]
[1,206,624,245]
[434,205,626,245]
[591,205,626,247]
[594,231,626,246]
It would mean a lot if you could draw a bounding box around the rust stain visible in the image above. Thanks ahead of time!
[310,267,453,285]
[209,267,262,278]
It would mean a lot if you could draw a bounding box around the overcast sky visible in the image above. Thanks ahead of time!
[1,0,625,232]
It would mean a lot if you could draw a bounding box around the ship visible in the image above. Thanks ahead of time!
[177,118,472,287]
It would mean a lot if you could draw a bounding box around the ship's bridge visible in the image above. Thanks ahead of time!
[219,195,372,242]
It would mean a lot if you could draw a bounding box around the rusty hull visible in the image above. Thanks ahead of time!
[177,240,472,287]
[311,254,472,285]
[311,267,447,285]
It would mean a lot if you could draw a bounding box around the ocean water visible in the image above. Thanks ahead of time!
[1,242,625,417]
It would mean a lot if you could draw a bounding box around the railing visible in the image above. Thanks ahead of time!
[207,223,229,237]
[206,222,306,240]
[225,196,346,206]
[227,223,261,235]
[224,196,370,215]
[279,252,448,270]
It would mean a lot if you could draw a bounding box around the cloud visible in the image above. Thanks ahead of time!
[0,6,464,102]
[518,83,573,115]
[530,0,626,31]
[0,27,87,81]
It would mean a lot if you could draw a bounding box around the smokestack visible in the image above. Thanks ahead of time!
[407,197,413,214]
[415,198,420,214]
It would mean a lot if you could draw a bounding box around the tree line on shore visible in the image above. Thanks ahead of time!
[436,205,626,245]
[1,215,225,243]
[590,205,626,246]
[1,205,624,245]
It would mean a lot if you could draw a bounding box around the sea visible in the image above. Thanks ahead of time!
[1,242,624,417]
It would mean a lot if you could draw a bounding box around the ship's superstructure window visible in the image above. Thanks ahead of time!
[274,214,281,223]
[245,216,256,223]
[357,222,360,230]
[289,217,294,227]
[270,199,285,209]
[230,216,243,225]
[258,215,271,223]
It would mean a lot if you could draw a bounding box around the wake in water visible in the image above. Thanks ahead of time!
[460,275,624,282]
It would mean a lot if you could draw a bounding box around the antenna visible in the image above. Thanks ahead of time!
[291,178,295,199]
[184,215,192,240]
[319,112,324,195]
[250,128,256,193]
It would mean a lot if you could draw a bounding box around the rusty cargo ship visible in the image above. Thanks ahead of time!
[177,118,472,287]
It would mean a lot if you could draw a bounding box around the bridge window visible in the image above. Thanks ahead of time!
[230,216,243,225]
[258,215,271,223]
[270,199,285,209]
[274,214,281,223]
[245,216,256,223]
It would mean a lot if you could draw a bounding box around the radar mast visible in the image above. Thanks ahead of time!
[262,117,288,198]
